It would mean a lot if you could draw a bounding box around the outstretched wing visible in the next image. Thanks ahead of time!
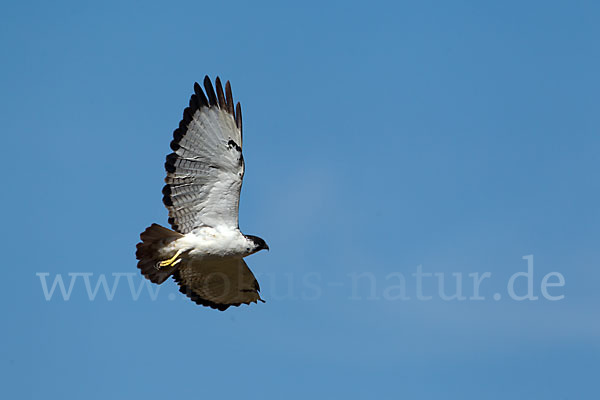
[173,258,263,311]
[163,76,244,233]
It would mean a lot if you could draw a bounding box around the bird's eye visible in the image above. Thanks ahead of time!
[246,247,251,251]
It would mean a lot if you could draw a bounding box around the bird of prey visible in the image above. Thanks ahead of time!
[136,76,269,311]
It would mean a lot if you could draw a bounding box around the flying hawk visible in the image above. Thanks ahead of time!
[136,76,269,311]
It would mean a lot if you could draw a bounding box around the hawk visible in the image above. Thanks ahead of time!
[136,76,269,311]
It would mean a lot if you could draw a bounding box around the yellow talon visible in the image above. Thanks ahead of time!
[157,249,184,269]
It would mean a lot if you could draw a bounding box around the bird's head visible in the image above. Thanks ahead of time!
[245,235,269,254]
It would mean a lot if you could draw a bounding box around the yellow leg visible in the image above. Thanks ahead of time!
[156,249,184,269]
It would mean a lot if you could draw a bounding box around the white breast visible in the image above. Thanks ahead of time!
[169,226,252,259]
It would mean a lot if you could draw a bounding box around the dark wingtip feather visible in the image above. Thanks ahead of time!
[194,82,209,106]
[170,128,184,151]
[182,107,193,123]
[203,76,218,107]
[235,102,243,134]
[165,153,177,173]
[167,216,179,232]
[215,77,227,109]
[162,182,173,206]
[189,94,200,110]
[225,81,235,116]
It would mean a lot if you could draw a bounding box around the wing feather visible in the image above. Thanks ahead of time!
[215,77,227,109]
[173,258,263,311]
[235,102,243,143]
[203,75,219,107]
[193,82,209,106]
[225,81,235,115]
[163,76,243,233]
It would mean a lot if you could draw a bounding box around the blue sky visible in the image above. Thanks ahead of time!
[2,1,599,399]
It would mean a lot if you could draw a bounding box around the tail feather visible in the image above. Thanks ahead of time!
[136,223,183,284]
